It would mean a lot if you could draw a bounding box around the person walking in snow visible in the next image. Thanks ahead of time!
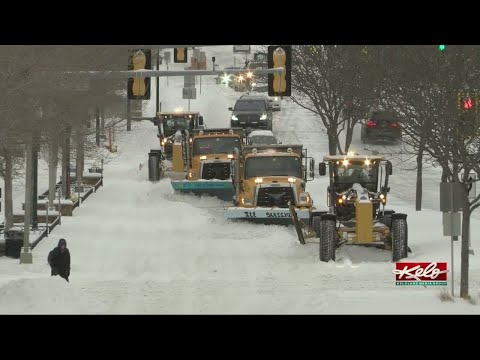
[48,238,71,282]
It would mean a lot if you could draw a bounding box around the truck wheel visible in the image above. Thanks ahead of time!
[380,210,395,229]
[314,215,336,262]
[312,215,321,235]
[391,214,408,262]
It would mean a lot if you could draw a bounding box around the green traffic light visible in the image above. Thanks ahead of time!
[439,45,446,51]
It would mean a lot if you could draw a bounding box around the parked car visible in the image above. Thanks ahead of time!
[229,94,273,131]
[269,97,281,111]
[360,111,402,144]
[251,80,268,93]
[247,130,279,145]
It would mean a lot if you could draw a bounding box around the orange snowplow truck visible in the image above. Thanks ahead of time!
[224,144,318,223]
[170,128,245,200]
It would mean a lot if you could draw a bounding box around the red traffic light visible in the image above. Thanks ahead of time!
[463,97,474,110]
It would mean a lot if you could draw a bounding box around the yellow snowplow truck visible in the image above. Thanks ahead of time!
[170,128,245,200]
[224,144,318,224]
[317,153,410,262]
[153,111,205,159]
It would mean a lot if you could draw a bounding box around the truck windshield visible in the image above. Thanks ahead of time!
[161,117,192,136]
[245,156,302,178]
[334,161,379,192]
[193,137,241,156]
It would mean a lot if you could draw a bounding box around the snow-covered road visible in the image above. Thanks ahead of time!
[1,46,480,314]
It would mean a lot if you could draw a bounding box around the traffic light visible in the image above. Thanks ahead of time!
[268,45,291,97]
[458,92,477,112]
[439,45,446,52]
[127,49,151,100]
[174,48,188,63]
[463,97,474,110]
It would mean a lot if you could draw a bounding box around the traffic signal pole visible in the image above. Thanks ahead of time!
[156,49,160,114]
[31,137,39,229]
[82,68,285,80]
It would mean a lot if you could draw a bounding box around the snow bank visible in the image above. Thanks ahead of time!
[0,278,109,314]
[83,172,102,178]
[37,199,74,205]
[13,211,59,216]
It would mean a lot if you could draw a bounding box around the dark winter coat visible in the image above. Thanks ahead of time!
[48,238,71,282]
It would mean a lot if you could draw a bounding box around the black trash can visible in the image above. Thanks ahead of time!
[5,229,24,259]
[148,150,162,182]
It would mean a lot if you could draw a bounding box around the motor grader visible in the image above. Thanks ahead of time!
[224,144,319,224]
[153,111,205,159]
[169,128,246,200]
[317,153,409,262]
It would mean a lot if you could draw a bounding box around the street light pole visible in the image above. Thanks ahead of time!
[31,137,39,229]
[156,49,160,115]
[20,143,33,264]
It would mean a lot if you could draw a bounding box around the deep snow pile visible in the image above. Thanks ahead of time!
[1,46,479,314]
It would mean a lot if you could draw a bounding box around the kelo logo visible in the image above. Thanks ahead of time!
[393,262,448,286]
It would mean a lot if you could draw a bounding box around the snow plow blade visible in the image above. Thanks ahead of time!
[171,180,234,201]
[224,207,311,224]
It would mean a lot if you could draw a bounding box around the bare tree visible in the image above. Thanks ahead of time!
[0,46,130,233]
[290,45,379,155]
[379,45,480,298]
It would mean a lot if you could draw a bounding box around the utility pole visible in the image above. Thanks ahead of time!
[20,142,33,264]
[100,106,105,139]
[48,136,58,211]
[3,148,13,232]
[64,125,71,199]
[127,99,132,131]
[95,106,100,146]
[31,134,39,230]
[76,126,84,207]
[156,49,160,114]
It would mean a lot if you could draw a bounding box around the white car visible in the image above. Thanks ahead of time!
[247,130,279,145]
[269,97,281,111]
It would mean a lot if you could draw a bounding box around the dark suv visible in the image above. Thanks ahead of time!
[229,95,273,131]
[360,111,402,144]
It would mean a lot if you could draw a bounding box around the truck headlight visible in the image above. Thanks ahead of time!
[298,192,310,204]
[260,114,267,120]
[231,115,238,121]
[254,178,263,183]
[227,154,234,159]
[241,197,251,205]
[288,177,296,183]
[188,172,196,179]
[200,155,207,160]
[161,140,165,146]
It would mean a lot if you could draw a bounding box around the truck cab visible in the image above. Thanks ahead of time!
[154,111,205,159]
[169,128,245,200]
[186,128,244,181]
[225,145,316,222]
